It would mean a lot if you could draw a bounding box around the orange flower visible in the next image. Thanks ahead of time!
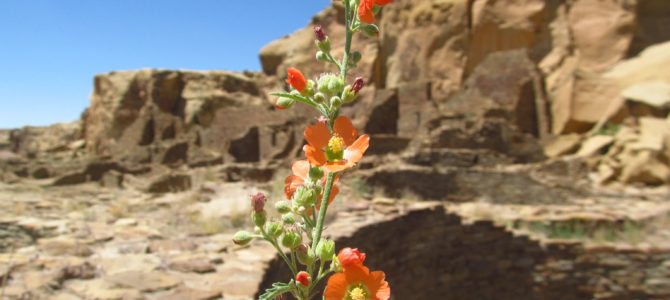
[284,160,340,206]
[324,265,390,300]
[337,248,366,270]
[287,67,307,92]
[358,0,392,24]
[303,116,370,172]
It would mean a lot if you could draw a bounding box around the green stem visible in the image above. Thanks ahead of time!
[311,172,337,250]
[261,228,298,276]
[340,0,354,80]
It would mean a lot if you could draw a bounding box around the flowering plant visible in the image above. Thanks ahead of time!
[233,1,392,299]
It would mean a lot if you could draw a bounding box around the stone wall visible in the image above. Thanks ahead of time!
[257,205,670,300]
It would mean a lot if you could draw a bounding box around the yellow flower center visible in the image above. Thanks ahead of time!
[328,135,345,154]
[349,287,367,300]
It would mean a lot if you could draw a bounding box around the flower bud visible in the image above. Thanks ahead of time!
[328,77,345,94]
[296,244,314,265]
[282,213,296,225]
[314,24,327,42]
[281,231,302,249]
[296,271,311,287]
[351,51,362,64]
[290,90,301,97]
[316,239,335,261]
[275,97,294,110]
[250,193,267,213]
[293,186,316,207]
[316,51,329,62]
[314,92,326,104]
[287,67,307,92]
[265,222,283,239]
[352,77,365,94]
[317,38,331,53]
[337,248,366,270]
[331,96,343,108]
[233,231,253,246]
[318,74,336,94]
[302,80,316,97]
[342,86,356,104]
[252,211,267,227]
[361,24,380,37]
[330,255,342,273]
[275,200,291,214]
[308,166,324,182]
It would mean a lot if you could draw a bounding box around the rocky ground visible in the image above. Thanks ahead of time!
[2,0,670,299]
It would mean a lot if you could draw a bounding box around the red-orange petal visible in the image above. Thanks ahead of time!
[286,67,307,92]
[323,272,348,300]
[375,0,392,5]
[304,144,327,166]
[338,248,367,269]
[284,175,304,200]
[304,121,331,150]
[329,184,339,204]
[358,0,375,23]
[367,271,390,300]
[343,134,370,165]
[333,116,358,146]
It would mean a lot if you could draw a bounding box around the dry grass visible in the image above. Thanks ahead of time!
[517,219,648,245]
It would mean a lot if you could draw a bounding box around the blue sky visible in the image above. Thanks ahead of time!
[0,0,330,129]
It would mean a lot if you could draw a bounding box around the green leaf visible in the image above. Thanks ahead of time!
[258,281,293,300]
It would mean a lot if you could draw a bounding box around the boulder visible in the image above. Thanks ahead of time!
[145,172,192,194]
[620,150,670,185]
[543,134,582,158]
[576,135,615,158]
[623,81,670,109]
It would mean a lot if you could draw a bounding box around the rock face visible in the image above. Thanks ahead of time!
[260,0,670,135]
[85,70,263,157]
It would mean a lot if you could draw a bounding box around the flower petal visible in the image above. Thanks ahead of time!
[284,175,304,200]
[304,144,327,166]
[304,121,331,149]
[286,67,307,92]
[323,273,348,300]
[375,0,392,5]
[358,0,376,23]
[324,161,353,173]
[291,160,310,180]
[333,116,358,146]
[329,184,339,204]
[343,134,370,165]
[367,271,390,300]
[344,265,371,284]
